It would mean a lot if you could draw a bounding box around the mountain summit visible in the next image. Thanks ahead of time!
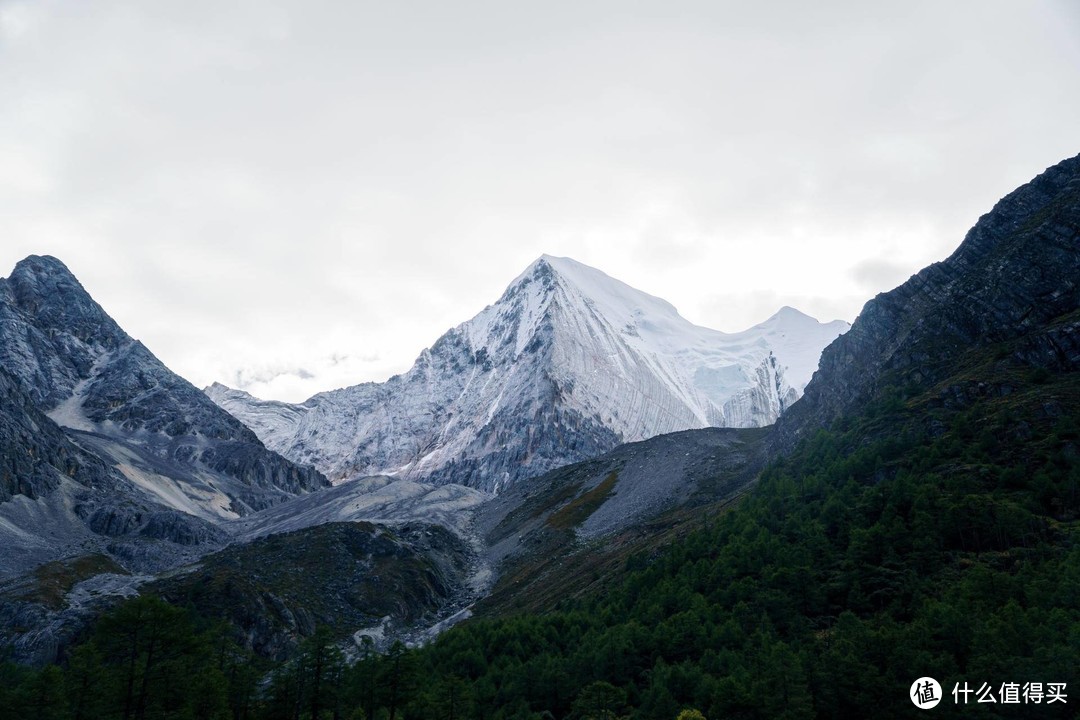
[0,255,328,521]
[210,255,848,491]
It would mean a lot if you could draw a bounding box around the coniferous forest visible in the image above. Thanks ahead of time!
[3,347,1077,719]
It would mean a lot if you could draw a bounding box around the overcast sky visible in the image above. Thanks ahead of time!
[2,1,1078,402]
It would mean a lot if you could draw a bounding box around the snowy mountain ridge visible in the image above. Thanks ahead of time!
[209,256,849,492]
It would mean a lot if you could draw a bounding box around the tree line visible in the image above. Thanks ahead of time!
[2,376,1078,719]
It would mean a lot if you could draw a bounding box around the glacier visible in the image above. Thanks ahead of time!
[208,255,849,492]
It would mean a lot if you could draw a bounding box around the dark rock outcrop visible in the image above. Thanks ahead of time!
[0,255,128,409]
[780,153,1080,444]
[151,521,475,660]
[0,365,113,503]
[0,255,329,512]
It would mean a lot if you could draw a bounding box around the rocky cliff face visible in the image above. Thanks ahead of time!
[0,364,112,504]
[779,153,1080,444]
[0,256,329,517]
[0,256,331,662]
[0,255,128,410]
[211,256,847,492]
[0,360,231,584]
[149,522,477,660]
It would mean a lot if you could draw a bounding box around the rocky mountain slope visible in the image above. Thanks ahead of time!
[473,425,769,616]
[150,521,477,660]
[779,152,1080,444]
[210,256,847,491]
[0,253,340,650]
[0,256,499,663]
[0,364,229,580]
[0,256,329,521]
[233,475,489,542]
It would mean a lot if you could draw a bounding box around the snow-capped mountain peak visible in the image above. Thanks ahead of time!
[528,254,682,319]
[499,255,690,350]
[210,256,849,492]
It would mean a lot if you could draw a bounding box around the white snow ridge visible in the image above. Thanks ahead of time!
[207,256,849,492]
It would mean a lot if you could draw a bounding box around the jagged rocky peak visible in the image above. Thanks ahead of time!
[1,257,242,442]
[0,254,329,520]
[6,255,125,342]
[779,152,1080,444]
[0,256,128,409]
[210,255,848,492]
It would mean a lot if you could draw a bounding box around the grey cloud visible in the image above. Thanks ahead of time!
[849,258,918,293]
[233,367,313,388]
[328,353,380,367]
[1,1,1077,399]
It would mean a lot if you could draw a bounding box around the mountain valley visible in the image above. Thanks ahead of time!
[0,250,845,663]
[0,153,1077,719]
